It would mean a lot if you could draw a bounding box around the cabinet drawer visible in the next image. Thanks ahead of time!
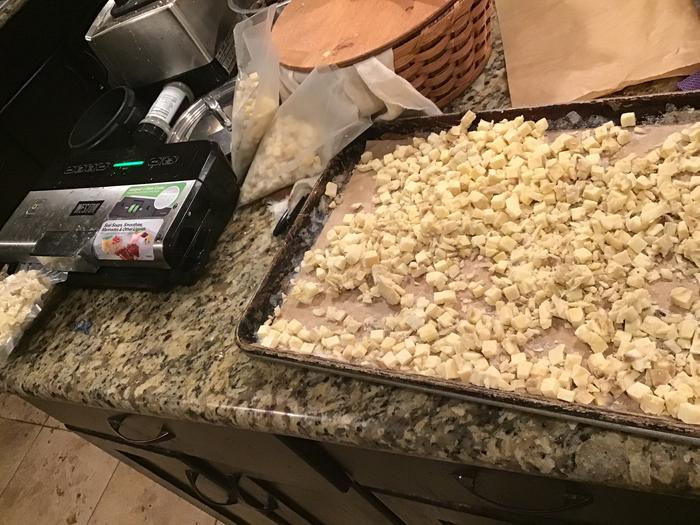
[324,443,700,525]
[376,494,518,525]
[80,432,313,525]
[217,466,401,525]
[31,398,348,492]
[181,454,400,525]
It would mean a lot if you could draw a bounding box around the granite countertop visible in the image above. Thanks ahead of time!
[0,0,27,29]
[2,13,700,500]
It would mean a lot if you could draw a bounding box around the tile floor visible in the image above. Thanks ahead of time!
[0,393,220,525]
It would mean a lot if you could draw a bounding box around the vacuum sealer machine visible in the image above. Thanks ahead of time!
[0,141,238,289]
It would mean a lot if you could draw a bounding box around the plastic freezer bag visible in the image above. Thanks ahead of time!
[279,50,440,120]
[0,268,65,364]
[230,6,280,181]
[354,50,441,120]
[240,67,372,204]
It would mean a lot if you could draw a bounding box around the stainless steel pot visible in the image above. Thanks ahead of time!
[168,80,235,158]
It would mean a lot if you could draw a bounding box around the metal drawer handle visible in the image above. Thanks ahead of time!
[239,484,278,513]
[455,470,592,514]
[185,468,278,513]
[107,415,175,445]
[186,469,239,507]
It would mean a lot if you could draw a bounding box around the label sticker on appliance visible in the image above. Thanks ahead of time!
[109,182,186,219]
[94,219,162,261]
[93,182,188,261]
[153,186,181,209]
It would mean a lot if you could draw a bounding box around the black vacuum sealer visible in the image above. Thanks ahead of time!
[0,141,238,289]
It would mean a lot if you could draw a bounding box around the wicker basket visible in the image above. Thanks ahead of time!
[393,0,493,108]
[275,0,493,108]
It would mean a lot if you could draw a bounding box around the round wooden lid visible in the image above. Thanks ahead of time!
[272,0,454,71]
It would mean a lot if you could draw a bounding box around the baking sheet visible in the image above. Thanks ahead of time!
[276,128,699,417]
[237,92,700,444]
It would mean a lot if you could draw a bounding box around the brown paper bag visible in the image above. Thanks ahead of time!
[496,0,700,107]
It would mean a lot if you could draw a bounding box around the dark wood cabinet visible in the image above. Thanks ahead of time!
[32,399,346,493]
[30,398,399,525]
[28,397,700,525]
[374,494,519,525]
[80,432,289,525]
[78,430,395,525]
[322,442,700,525]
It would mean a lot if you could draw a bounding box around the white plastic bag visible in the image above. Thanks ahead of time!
[240,67,372,204]
[279,49,440,119]
[230,6,280,180]
[354,50,441,120]
[0,268,65,364]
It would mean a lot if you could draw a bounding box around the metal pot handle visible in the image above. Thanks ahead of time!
[203,95,232,131]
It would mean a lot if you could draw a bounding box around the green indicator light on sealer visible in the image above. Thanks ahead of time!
[113,160,144,168]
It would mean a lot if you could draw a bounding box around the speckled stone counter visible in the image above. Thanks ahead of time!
[0,0,28,29]
[2,12,700,502]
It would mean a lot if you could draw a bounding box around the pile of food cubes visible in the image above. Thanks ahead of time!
[260,110,700,425]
